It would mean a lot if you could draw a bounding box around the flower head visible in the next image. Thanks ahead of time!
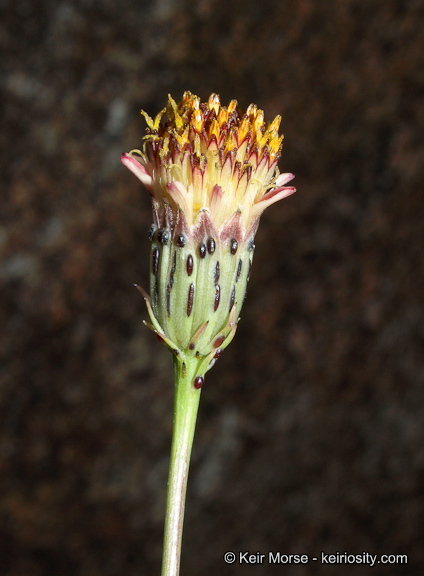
[122,91,295,240]
[122,92,295,378]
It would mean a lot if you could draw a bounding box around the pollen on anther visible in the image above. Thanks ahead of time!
[187,254,193,276]
[230,239,238,255]
[187,283,194,316]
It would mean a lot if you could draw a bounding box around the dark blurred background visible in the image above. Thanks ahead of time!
[1,0,424,575]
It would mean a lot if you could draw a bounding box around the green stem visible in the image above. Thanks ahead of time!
[161,356,202,576]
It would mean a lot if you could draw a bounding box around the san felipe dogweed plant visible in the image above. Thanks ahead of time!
[121,92,296,576]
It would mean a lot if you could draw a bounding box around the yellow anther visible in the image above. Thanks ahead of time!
[153,108,166,130]
[140,110,156,131]
[253,110,264,130]
[209,118,220,141]
[223,142,235,158]
[238,117,251,141]
[159,136,170,158]
[208,93,220,114]
[172,126,189,149]
[270,133,284,152]
[246,103,257,120]
[218,107,228,126]
[257,133,270,150]
[182,91,194,106]
[194,133,201,157]
[267,115,282,136]
[227,99,238,114]
[269,134,284,161]
[224,130,237,155]
[168,94,184,131]
[252,111,265,143]
[192,110,203,132]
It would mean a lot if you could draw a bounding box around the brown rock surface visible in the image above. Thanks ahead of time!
[1,1,423,574]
